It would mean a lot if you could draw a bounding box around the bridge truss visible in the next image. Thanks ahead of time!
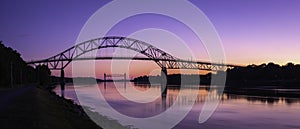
[26,36,239,71]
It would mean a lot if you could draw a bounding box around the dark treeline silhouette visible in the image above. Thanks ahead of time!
[0,41,51,88]
[228,63,300,80]
[226,62,300,87]
[134,62,300,87]
[53,77,103,84]
[133,74,211,85]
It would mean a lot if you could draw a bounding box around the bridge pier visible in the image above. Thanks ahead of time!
[124,73,126,90]
[161,67,168,97]
[60,69,65,98]
[124,73,126,81]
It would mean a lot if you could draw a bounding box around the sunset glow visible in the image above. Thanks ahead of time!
[1,0,300,77]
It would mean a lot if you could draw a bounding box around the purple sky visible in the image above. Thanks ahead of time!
[1,0,300,67]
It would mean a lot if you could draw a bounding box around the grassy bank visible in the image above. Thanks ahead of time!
[0,86,101,129]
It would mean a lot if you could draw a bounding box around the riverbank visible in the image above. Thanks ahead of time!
[51,84,134,129]
[0,86,101,129]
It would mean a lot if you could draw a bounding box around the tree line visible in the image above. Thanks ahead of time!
[0,41,51,88]
[227,62,300,81]
[134,62,300,87]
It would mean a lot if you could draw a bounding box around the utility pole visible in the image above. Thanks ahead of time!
[20,68,22,86]
[10,62,13,88]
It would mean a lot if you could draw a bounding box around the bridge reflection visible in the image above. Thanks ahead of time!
[132,83,300,107]
[57,82,300,108]
[54,82,300,119]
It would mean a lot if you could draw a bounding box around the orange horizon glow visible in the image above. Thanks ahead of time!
[49,57,299,79]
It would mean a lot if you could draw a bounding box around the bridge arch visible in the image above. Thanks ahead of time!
[27,36,235,71]
[35,36,178,70]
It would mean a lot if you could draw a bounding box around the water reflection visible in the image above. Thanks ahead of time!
[227,94,300,106]
[53,82,300,129]
[55,82,300,107]
[161,94,166,110]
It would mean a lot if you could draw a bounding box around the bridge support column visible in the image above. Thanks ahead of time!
[124,73,126,90]
[60,69,65,98]
[161,67,168,97]
[124,73,126,81]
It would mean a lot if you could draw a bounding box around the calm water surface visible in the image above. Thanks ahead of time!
[54,82,300,129]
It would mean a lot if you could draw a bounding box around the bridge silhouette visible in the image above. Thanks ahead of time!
[27,36,240,70]
[26,36,242,95]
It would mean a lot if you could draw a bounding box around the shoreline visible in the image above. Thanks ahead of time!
[49,84,133,129]
[0,86,101,129]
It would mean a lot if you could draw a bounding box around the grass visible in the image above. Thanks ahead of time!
[0,86,102,129]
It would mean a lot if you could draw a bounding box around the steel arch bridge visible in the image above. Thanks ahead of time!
[26,36,240,71]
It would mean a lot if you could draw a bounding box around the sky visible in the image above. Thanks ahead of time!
[1,0,300,77]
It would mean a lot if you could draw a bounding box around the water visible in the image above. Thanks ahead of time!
[54,82,300,129]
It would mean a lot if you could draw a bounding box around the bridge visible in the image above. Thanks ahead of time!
[27,36,240,70]
[26,36,242,94]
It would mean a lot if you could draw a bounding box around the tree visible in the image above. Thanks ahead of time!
[0,41,51,88]
[36,65,51,86]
